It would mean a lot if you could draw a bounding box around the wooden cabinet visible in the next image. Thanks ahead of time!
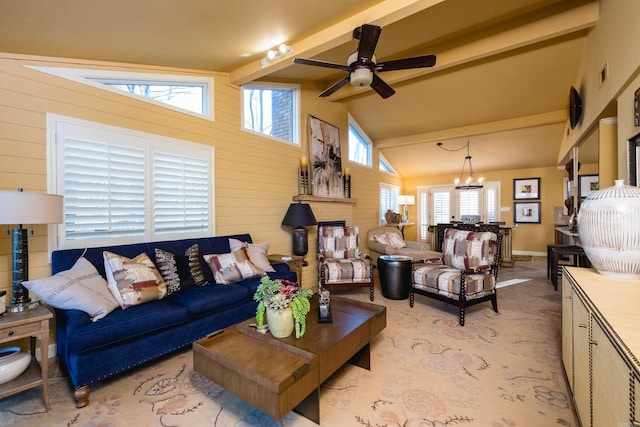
[562,267,640,427]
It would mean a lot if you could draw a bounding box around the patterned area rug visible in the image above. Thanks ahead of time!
[0,264,577,426]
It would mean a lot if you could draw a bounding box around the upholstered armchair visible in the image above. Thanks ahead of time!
[367,226,441,266]
[318,225,374,301]
[410,228,502,326]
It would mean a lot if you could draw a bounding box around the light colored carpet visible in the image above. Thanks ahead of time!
[0,257,578,426]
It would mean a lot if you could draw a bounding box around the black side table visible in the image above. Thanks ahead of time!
[378,255,413,300]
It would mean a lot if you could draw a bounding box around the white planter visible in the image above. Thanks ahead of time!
[265,306,294,338]
[578,180,640,279]
[0,346,31,384]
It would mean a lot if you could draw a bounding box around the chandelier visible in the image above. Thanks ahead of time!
[437,140,484,190]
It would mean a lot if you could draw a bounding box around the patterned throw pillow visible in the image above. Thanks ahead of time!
[23,257,118,322]
[386,232,407,249]
[203,247,262,284]
[373,233,392,245]
[155,244,208,295]
[228,238,275,273]
[103,251,167,309]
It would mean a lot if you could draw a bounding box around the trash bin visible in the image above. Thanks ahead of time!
[378,255,412,300]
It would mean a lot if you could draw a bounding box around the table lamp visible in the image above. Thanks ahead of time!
[281,202,317,257]
[0,189,64,312]
[398,195,415,223]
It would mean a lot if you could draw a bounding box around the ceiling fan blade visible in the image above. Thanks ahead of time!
[293,57,350,71]
[376,54,437,72]
[370,74,395,99]
[357,24,382,63]
[319,76,351,97]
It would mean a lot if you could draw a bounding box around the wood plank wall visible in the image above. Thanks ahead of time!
[0,53,402,307]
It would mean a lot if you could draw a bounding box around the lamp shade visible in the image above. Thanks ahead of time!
[398,195,415,205]
[282,203,317,227]
[0,191,64,225]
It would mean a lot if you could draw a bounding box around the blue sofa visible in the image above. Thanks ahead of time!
[51,234,296,408]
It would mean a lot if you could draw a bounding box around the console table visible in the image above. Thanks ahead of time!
[562,267,640,426]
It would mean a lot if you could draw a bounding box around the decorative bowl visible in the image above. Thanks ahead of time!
[0,346,32,384]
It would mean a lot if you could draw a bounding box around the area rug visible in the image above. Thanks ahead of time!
[512,255,533,262]
[0,268,577,426]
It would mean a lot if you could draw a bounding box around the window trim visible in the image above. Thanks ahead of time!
[47,114,215,250]
[241,81,300,145]
[379,182,400,225]
[27,66,214,121]
[348,114,372,168]
[379,152,399,175]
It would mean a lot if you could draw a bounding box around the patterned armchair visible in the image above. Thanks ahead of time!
[318,225,374,301]
[410,228,501,326]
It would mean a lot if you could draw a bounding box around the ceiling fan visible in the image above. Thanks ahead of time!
[293,24,436,99]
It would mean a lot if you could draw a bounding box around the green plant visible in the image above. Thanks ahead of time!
[253,276,312,338]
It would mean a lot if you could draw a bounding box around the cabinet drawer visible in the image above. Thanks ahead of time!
[0,322,40,340]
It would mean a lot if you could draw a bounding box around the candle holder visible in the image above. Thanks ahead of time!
[343,175,351,198]
[298,167,310,195]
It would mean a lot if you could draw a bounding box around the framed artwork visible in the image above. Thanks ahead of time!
[513,177,540,200]
[514,202,541,224]
[309,115,343,197]
[629,133,640,186]
[579,174,599,198]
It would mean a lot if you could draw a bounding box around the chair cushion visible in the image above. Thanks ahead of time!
[319,226,360,260]
[442,229,497,270]
[322,258,371,284]
[412,264,495,300]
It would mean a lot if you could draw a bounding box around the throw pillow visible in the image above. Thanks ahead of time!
[229,238,275,273]
[22,257,118,322]
[103,251,167,309]
[155,244,209,295]
[387,232,407,249]
[373,233,392,245]
[203,247,262,284]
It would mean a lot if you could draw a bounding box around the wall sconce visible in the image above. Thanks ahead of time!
[261,43,293,68]
[398,195,415,222]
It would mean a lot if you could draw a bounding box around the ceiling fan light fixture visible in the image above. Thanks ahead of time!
[350,67,373,87]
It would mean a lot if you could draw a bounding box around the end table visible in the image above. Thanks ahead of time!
[267,254,307,286]
[0,304,53,410]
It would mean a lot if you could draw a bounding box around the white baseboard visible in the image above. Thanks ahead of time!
[512,250,546,257]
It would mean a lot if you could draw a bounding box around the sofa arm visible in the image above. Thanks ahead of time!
[367,240,397,255]
[404,241,432,251]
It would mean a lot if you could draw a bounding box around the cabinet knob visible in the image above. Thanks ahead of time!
[589,340,598,346]
[7,330,13,336]
[578,323,587,328]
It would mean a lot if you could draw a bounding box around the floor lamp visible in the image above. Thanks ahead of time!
[0,189,64,313]
[281,202,317,257]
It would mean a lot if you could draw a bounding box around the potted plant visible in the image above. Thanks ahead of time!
[254,276,312,339]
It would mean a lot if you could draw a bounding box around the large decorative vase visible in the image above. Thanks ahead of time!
[578,180,640,279]
[265,306,294,338]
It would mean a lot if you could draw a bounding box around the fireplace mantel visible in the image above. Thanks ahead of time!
[293,195,356,204]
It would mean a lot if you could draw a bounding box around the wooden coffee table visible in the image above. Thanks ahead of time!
[193,295,386,423]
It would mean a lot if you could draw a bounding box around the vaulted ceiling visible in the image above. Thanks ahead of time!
[0,0,599,177]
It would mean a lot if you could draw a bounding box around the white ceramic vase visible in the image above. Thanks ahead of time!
[578,179,640,279]
[0,346,31,384]
[265,306,294,338]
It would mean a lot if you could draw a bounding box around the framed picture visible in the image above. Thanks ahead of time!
[514,202,541,224]
[309,115,343,198]
[513,177,540,200]
[578,174,599,198]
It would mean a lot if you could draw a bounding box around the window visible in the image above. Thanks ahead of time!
[379,183,399,224]
[27,66,214,119]
[48,115,214,249]
[242,83,299,144]
[417,182,500,241]
[348,115,372,167]
[379,152,398,174]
